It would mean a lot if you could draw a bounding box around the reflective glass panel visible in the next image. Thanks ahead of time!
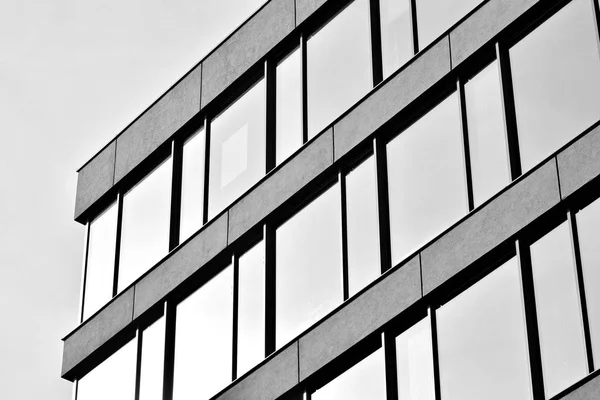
[307,0,372,138]
[208,79,265,219]
[180,128,205,242]
[386,93,468,266]
[530,222,587,397]
[395,317,435,400]
[416,0,483,49]
[139,316,165,400]
[312,348,386,400]
[83,201,118,320]
[276,48,303,165]
[77,339,136,400]
[119,157,172,291]
[276,184,342,348]
[237,240,265,377]
[465,61,510,206]
[346,156,381,296]
[438,257,532,400]
[173,266,233,400]
[510,0,600,172]
[380,0,413,79]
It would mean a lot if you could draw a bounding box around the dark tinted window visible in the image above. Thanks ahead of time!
[276,48,303,165]
[180,128,205,242]
[380,0,413,79]
[416,0,483,49]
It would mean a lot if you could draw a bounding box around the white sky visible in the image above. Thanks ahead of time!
[0,0,265,398]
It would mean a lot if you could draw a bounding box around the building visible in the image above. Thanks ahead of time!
[61,0,600,399]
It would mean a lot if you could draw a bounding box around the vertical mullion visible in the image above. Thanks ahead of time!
[79,221,91,323]
[163,301,176,400]
[409,0,419,54]
[496,42,522,180]
[134,328,143,400]
[202,117,211,224]
[568,210,595,372]
[113,191,124,296]
[516,239,545,400]
[72,379,78,400]
[264,224,277,356]
[304,391,311,400]
[369,0,384,85]
[170,140,183,251]
[339,172,350,300]
[232,254,240,380]
[301,34,309,144]
[382,331,399,400]
[374,137,392,273]
[265,60,277,172]
[457,78,475,211]
[429,307,442,400]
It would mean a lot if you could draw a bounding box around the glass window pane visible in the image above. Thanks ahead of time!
[307,0,372,138]
[77,339,136,400]
[276,184,342,348]
[438,257,532,400]
[530,222,587,397]
[237,240,265,377]
[180,128,205,242]
[173,266,233,400]
[346,156,381,296]
[465,61,510,206]
[386,93,468,266]
[395,317,435,400]
[139,316,165,400]
[83,201,118,320]
[510,0,600,172]
[119,157,172,292]
[577,197,600,366]
[416,0,483,49]
[208,79,266,219]
[276,48,303,165]
[380,0,413,79]
[313,349,386,400]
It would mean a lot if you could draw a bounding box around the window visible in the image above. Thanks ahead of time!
[173,266,233,400]
[386,93,468,266]
[208,79,266,219]
[82,201,118,320]
[510,0,600,172]
[416,0,483,49]
[119,157,172,291]
[276,183,342,348]
[139,316,166,400]
[307,0,372,138]
[437,257,532,400]
[276,47,303,165]
[180,128,206,242]
[379,0,413,79]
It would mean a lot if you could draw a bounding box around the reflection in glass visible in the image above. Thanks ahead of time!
[346,157,380,296]
[276,184,342,348]
[77,339,136,400]
[208,79,265,219]
[438,257,532,400]
[173,266,233,400]
[312,349,386,400]
[307,0,372,138]
[83,202,118,320]
[530,222,587,397]
[510,0,600,172]
[119,157,172,291]
[416,0,483,49]
[180,128,205,242]
[395,317,435,400]
[139,316,165,400]
[380,0,413,79]
[276,48,303,165]
[465,61,510,206]
[237,240,265,377]
[386,93,467,266]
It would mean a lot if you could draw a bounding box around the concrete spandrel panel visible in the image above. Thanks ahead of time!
[200,0,295,108]
[557,124,600,200]
[298,256,421,381]
[114,65,202,183]
[75,141,116,221]
[449,0,540,67]
[133,212,229,319]
[295,0,328,25]
[227,128,333,244]
[61,287,135,379]
[421,159,561,295]
[557,372,600,400]
[333,37,451,161]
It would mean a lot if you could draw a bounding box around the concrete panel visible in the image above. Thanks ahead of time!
[62,287,134,377]
[450,0,540,67]
[421,160,561,295]
[217,342,299,400]
[333,37,451,160]
[558,372,600,400]
[557,125,600,199]
[200,0,295,108]
[75,142,116,220]
[228,128,334,244]
[299,256,421,381]
[114,65,202,183]
[295,0,328,25]
[133,213,229,319]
